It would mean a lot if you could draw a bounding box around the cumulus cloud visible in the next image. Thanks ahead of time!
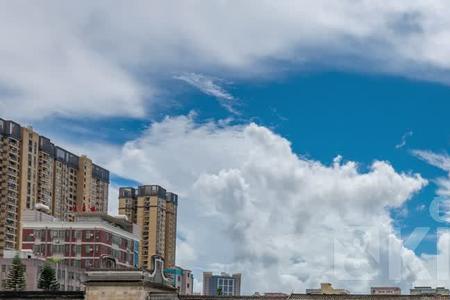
[4,1,450,120]
[66,115,447,293]
[418,230,450,286]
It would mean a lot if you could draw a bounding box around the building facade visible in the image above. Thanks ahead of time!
[21,211,139,270]
[0,118,110,257]
[306,283,349,295]
[370,287,401,295]
[410,287,450,295]
[84,256,176,300]
[118,185,178,270]
[165,266,194,295]
[202,272,241,296]
[0,120,22,256]
[0,251,85,291]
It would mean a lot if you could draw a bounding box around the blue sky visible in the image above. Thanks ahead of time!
[164,70,450,255]
[1,1,450,293]
[33,69,448,263]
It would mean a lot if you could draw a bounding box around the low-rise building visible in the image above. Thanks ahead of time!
[371,287,401,295]
[410,286,450,295]
[0,250,85,291]
[306,283,349,295]
[165,266,194,295]
[203,272,241,296]
[21,211,140,270]
[84,256,176,300]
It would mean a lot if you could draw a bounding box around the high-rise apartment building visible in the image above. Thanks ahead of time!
[203,272,242,296]
[0,120,22,256]
[0,118,110,257]
[118,185,178,270]
[118,187,137,224]
[164,192,178,268]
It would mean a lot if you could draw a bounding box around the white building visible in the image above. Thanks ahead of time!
[0,250,85,291]
[371,287,401,295]
[410,287,450,295]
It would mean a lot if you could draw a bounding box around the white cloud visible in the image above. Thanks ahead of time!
[174,74,233,101]
[4,1,450,120]
[413,150,450,197]
[107,184,120,216]
[413,150,450,224]
[417,230,450,286]
[0,2,146,121]
[67,115,450,293]
[413,150,450,172]
[175,73,237,113]
[396,131,413,149]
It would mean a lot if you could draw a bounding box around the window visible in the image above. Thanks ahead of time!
[24,233,34,242]
[84,245,92,253]
[112,235,121,245]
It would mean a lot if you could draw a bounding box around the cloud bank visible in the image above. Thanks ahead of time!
[3,1,450,120]
[65,116,450,293]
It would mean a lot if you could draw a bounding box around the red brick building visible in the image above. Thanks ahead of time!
[21,211,140,270]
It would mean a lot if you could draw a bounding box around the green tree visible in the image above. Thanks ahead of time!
[38,263,59,291]
[216,287,223,296]
[5,254,26,291]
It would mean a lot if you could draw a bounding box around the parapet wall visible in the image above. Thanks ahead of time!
[0,291,85,299]
[180,295,450,300]
[289,295,450,300]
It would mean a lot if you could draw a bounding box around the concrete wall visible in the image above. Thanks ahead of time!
[85,283,148,300]
[0,291,84,299]
[289,295,450,300]
[180,295,450,300]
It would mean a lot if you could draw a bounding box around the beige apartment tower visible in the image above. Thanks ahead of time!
[118,185,178,270]
[0,120,22,256]
[0,118,110,257]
